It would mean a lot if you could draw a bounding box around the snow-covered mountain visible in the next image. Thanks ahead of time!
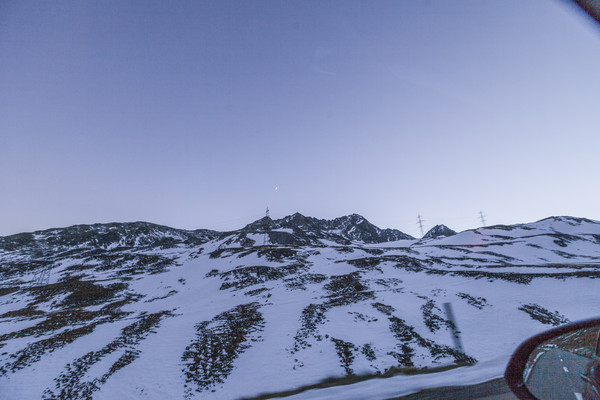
[1,214,600,399]
[423,224,456,239]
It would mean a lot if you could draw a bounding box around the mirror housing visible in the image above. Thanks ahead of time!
[505,318,600,400]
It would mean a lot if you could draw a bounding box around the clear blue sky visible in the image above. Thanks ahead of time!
[1,0,599,237]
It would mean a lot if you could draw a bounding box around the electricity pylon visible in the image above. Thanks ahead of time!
[417,214,425,237]
[479,211,487,227]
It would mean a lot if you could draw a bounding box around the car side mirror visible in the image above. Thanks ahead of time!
[505,318,600,400]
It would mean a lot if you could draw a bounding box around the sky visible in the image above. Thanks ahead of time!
[1,0,600,238]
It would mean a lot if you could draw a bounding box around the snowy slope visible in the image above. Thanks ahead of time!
[1,215,600,399]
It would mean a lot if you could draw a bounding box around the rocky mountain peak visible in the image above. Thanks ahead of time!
[279,212,314,227]
[236,213,414,245]
[336,213,365,223]
[423,224,457,239]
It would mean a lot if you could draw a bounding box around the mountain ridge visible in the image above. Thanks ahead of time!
[0,213,416,251]
[1,214,600,399]
[2,214,597,243]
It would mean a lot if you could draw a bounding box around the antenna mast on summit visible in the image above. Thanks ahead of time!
[263,207,270,245]
[479,211,487,227]
[417,215,425,237]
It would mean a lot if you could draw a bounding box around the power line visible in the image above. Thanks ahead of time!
[417,214,425,237]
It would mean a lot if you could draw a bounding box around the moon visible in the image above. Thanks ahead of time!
[274,186,278,191]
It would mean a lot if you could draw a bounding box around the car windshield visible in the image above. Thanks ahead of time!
[1,1,600,399]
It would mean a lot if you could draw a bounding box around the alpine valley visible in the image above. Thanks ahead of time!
[1,214,600,399]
